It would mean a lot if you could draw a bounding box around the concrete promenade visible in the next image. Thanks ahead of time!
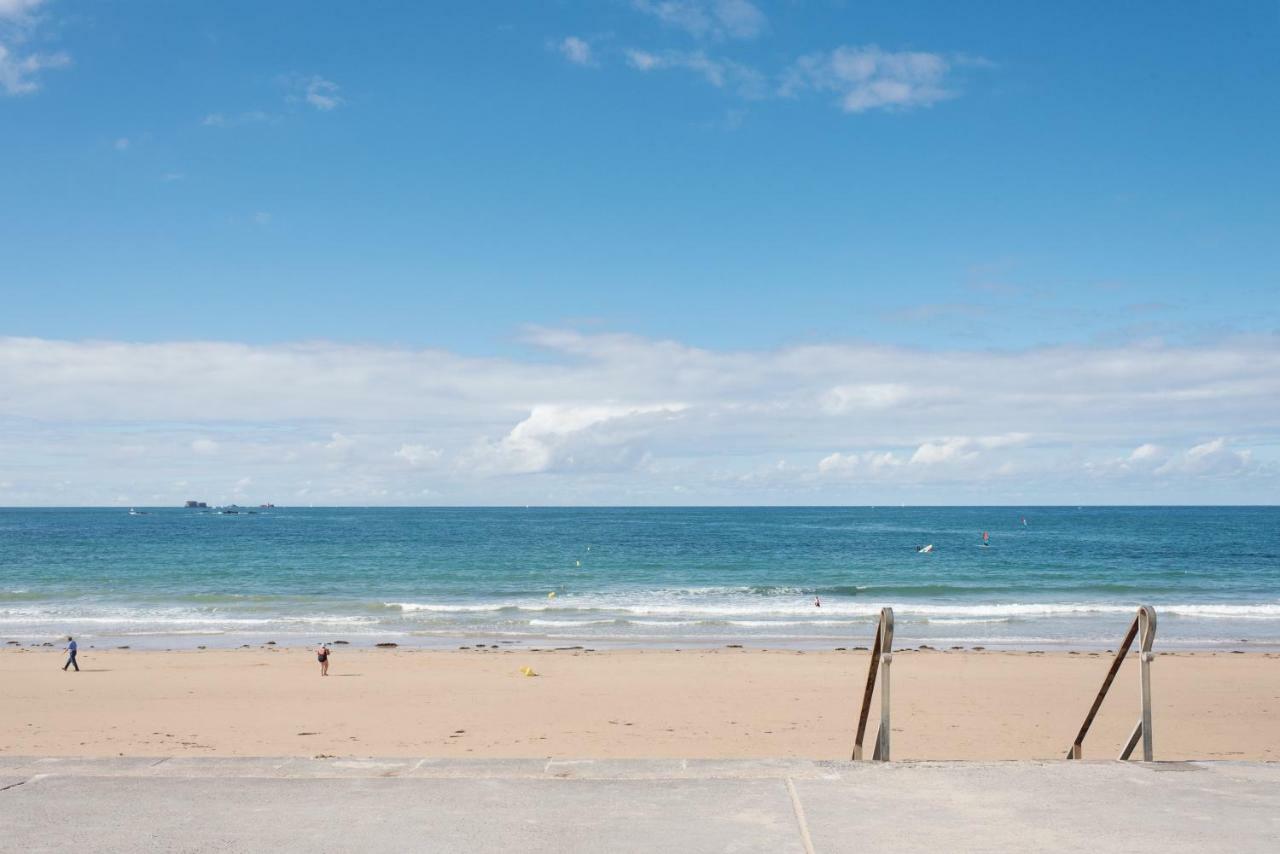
[2,757,1277,853]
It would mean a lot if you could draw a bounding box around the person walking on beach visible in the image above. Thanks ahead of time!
[316,643,330,676]
[62,636,79,672]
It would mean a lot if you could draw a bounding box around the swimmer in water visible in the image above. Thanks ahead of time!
[814,596,821,608]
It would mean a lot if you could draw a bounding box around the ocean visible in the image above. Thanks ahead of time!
[2,506,1278,650]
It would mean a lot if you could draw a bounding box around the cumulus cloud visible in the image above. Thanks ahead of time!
[632,0,766,40]
[0,332,1276,504]
[557,35,594,66]
[471,403,686,475]
[818,435,1028,481]
[781,45,965,113]
[817,451,903,477]
[909,433,1031,466]
[0,0,70,96]
[1155,438,1253,477]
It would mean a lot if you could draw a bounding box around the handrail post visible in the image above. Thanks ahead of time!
[852,607,893,761]
[1067,605,1156,761]
[877,649,892,760]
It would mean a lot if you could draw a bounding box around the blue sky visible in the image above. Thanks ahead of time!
[1,1,1278,504]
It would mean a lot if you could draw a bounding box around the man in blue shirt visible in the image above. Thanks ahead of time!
[62,636,79,672]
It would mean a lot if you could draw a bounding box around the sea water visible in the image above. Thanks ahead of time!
[2,506,1278,650]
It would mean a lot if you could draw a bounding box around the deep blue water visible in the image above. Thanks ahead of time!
[2,507,1278,649]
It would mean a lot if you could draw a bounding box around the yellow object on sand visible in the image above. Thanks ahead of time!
[520,666,537,677]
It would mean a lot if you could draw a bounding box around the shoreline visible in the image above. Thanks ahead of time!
[5,647,1278,761]
[7,634,1280,653]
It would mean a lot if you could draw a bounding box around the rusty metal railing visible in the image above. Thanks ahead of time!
[852,607,894,761]
[1067,605,1157,761]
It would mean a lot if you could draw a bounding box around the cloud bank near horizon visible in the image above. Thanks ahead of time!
[0,330,1276,505]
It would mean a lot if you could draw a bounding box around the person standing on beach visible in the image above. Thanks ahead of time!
[62,636,79,672]
[316,644,330,676]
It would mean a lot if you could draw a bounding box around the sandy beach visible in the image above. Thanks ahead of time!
[3,646,1277,760]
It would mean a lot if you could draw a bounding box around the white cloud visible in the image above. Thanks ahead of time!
[0,332,1276,504]
[781,45,965,113]
[1155,438,1253,477]
[617,39,983,114]
[818,451,903,477]
[0,0,69,96]
[0,42,69,96]
[0,0,48,19]
[625,48,764,97]
[909,433,1029,466]
[1128,443,1162,463]
[632,0,766,40]
[301,75,343,111]
[472,403,686,475]
[557,36,594,66]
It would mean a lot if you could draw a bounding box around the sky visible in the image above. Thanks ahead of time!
[1,0,1277,505]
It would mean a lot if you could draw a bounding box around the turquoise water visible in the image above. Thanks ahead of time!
[2,507,1278,649]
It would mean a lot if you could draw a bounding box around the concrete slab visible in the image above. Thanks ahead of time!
[796,761,1280,854]
[0,774,804,854]
[2,759,1278,853]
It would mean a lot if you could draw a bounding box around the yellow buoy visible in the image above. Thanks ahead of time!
[547,591,556,599]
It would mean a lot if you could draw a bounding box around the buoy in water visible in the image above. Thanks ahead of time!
[548,591,557,599]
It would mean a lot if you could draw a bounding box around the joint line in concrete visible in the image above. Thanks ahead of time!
[785,777,816,854]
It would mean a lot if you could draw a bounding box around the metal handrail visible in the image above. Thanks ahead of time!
[852,607,894,761]
[1066,605,1157,761]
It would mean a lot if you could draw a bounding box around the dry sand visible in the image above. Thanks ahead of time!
[3,647,1277,760]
